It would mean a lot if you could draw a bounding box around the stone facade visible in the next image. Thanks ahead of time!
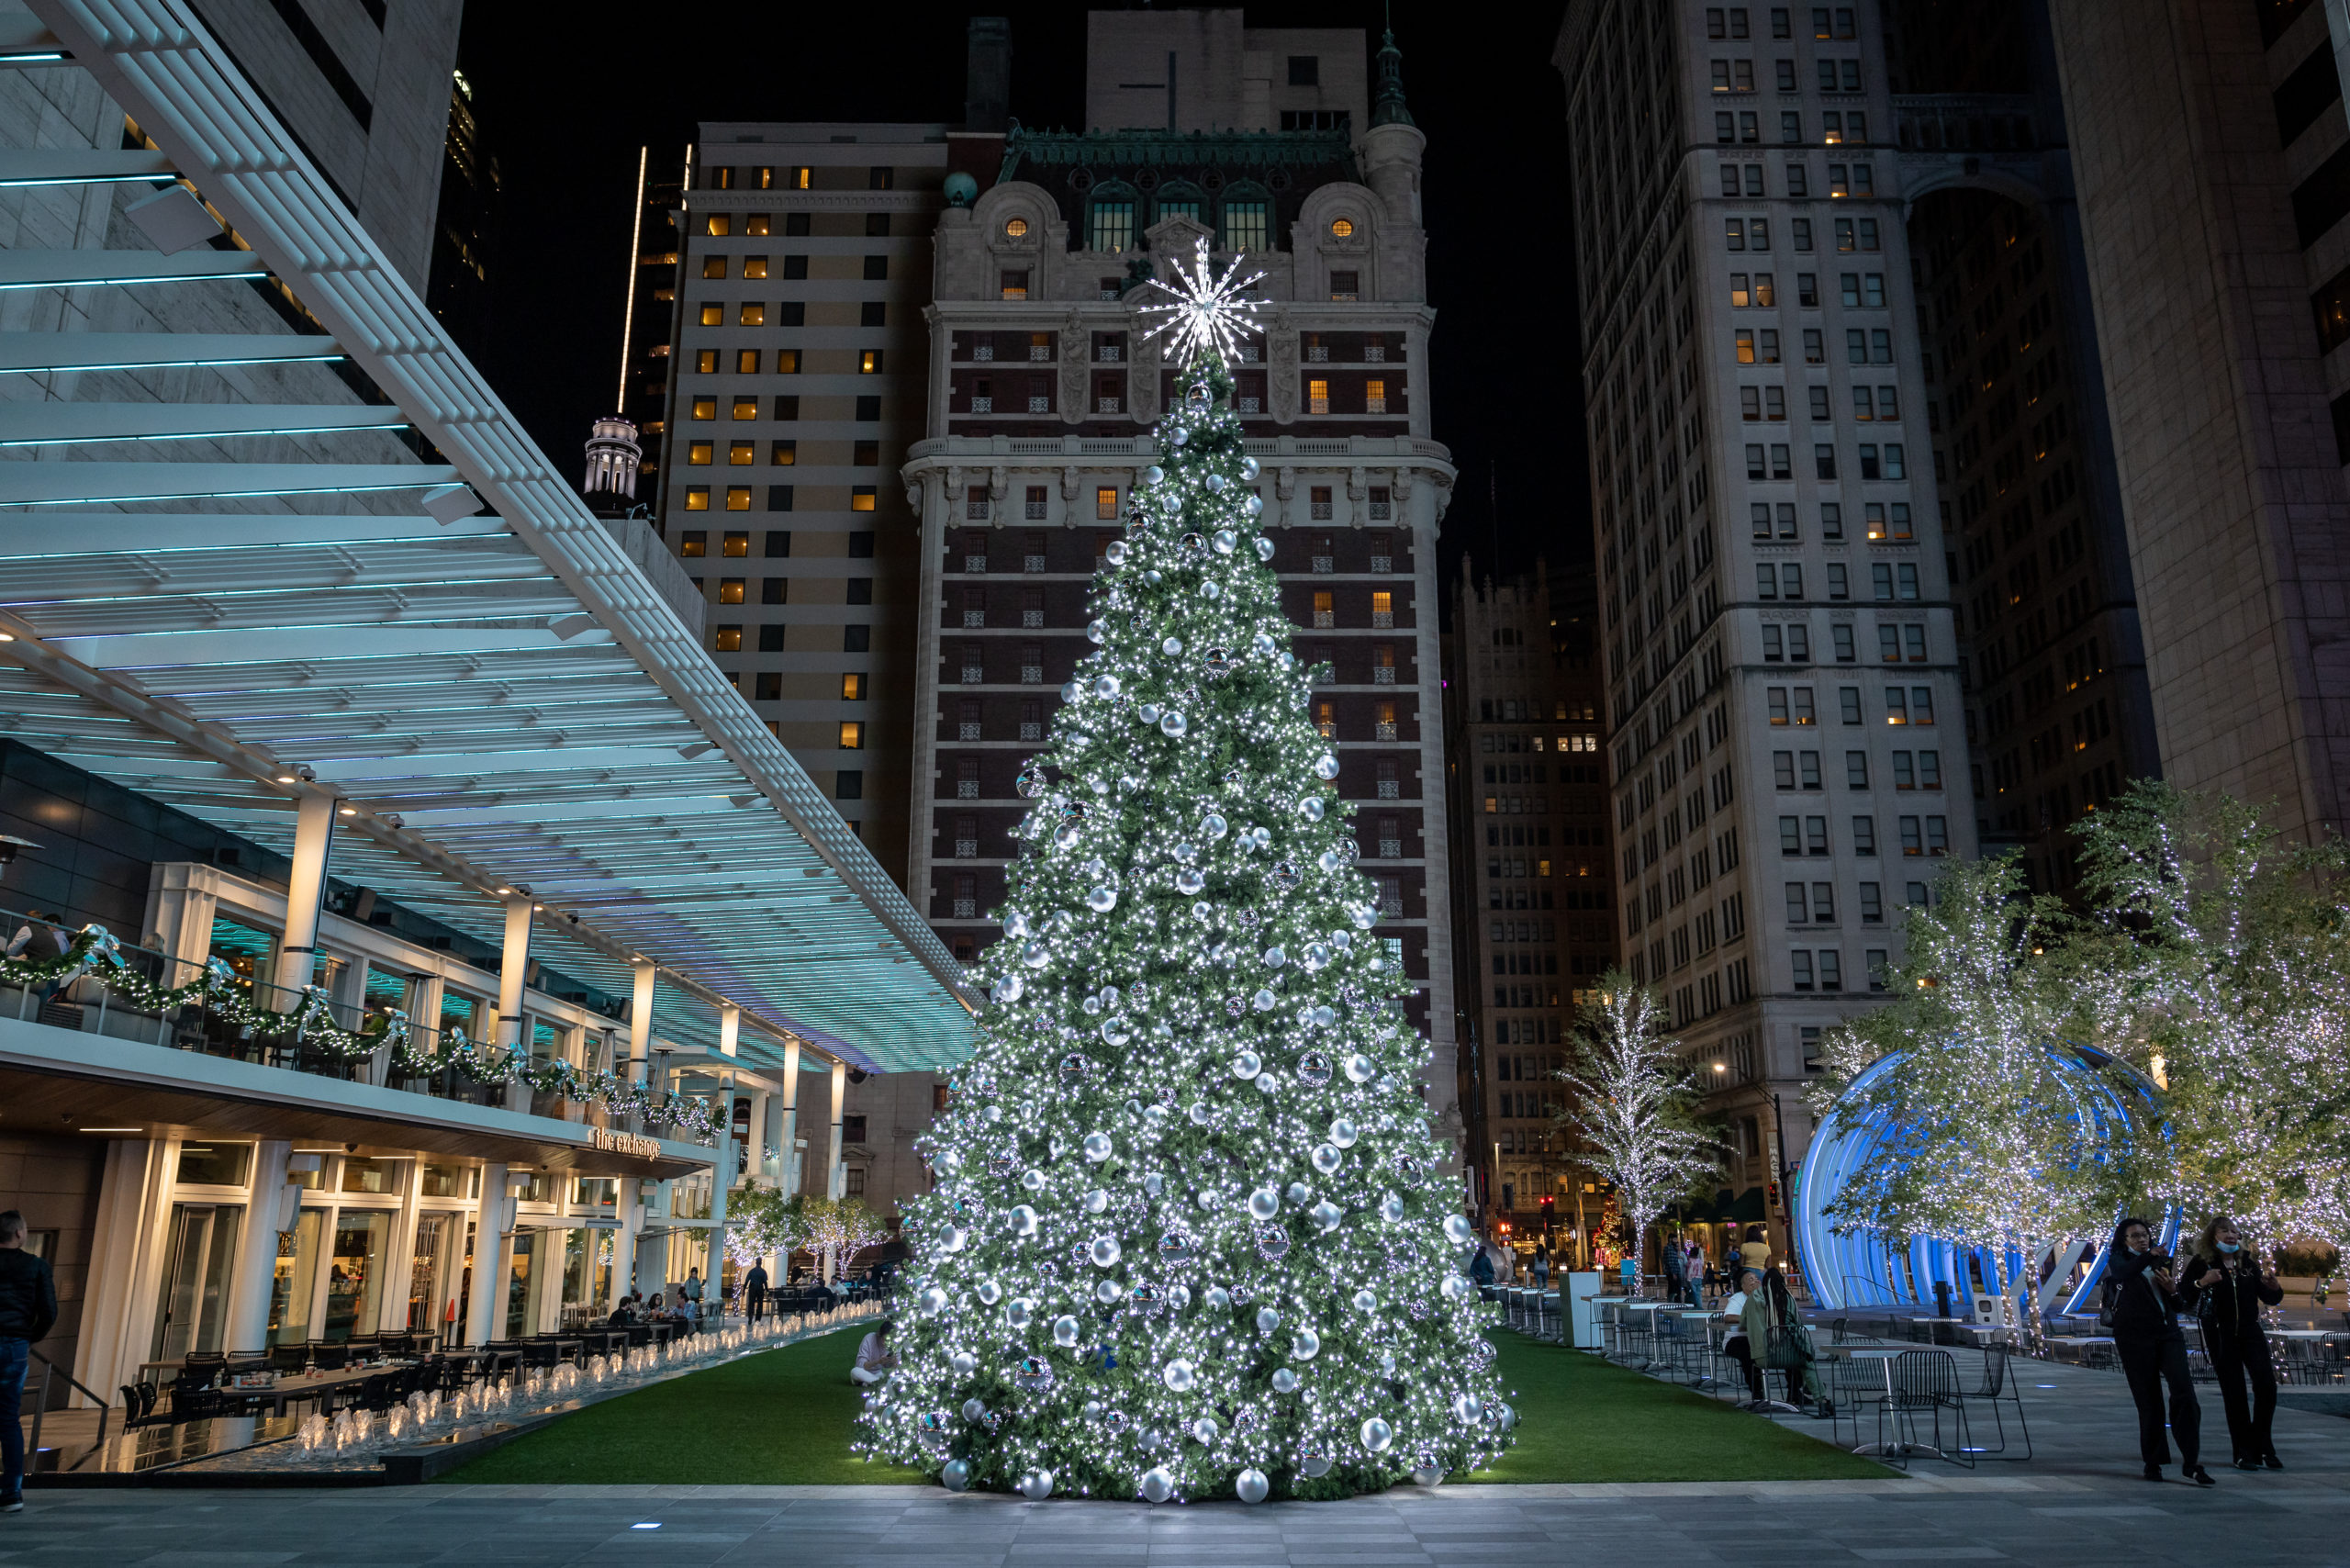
[2042,0,2350,844]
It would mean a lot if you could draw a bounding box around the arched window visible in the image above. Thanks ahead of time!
[1220,182,1272,252]
[1088,180,1139,252]
[1155,180,1206,227]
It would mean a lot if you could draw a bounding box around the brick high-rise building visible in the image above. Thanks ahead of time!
[1443,561,1614,1237]
[903,12,1469,1142]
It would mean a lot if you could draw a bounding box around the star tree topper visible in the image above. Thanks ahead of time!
[1137,237,1266,366]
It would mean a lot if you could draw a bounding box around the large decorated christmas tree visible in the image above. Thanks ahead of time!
[859,243,1512,1502]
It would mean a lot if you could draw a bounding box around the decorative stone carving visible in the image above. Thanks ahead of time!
[1060,310,1088,421]
[1269,311,1299,421]
[1273,466,1296,529]
[1131,327,1162,423]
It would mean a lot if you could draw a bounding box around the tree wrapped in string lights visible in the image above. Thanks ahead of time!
[860,241,1510,1503]
[2061,783,2350,1253]
[1815,854,2142,1336]
[1551,971,1718,1278]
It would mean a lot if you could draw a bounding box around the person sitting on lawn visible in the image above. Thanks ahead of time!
[850,1318,897,1386]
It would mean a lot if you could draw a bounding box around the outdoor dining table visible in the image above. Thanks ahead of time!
[1839,1347,1956,1459]
[224,1359,418,1417]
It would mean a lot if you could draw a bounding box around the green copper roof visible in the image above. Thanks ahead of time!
[1371,29,1416,129]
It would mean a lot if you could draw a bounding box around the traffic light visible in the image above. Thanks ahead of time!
[1766,1179,1782,1212]
[1539,1193,1555,1239]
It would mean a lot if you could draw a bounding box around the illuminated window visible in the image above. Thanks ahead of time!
[1004,216,1029,238]
[706,214,731,237]
[688,442,713,465]
[784,165,811,189]
[691,397,717,420]
[702,256,726,279]
[860,350,884,374]
[743,255,769,281]
[725,487,751,510]
[839,721,865,750]
[1365,378,1387,414]
[1096,487,1119,520]
[699,304,722,327]
[679,532,708,556]
[770,440,796,465]
[722,532,749,557]
[714,624,742,651]
[1313,590,1335,627]
[696,350,718,374]
[739,302,766,326]
[841,672,865,700]
[1001,269,1029,299]
[774,349,800,374]
[728,442,754,465]
[851,486,877,512]
[1308,378,1330,414]
[731,398,757,420]
[717,578,745,604]
[734,349,759,374]
[1331,217,1355,238]
[1371,590,1394,627]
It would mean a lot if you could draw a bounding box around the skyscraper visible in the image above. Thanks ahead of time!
[1443,561,1613,1235]
[906,12,1468,1141]
[2035,0,2350,843]
[1557,0,1974,1240]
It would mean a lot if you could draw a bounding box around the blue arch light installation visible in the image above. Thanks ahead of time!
[1795,1040,2176,1313]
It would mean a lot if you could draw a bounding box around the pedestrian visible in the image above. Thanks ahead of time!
[2189,1215,2283,1471]
[681,1267,704,1327]
[0,1210,58,1513]
[744,1259,770,1325]
[2105,1215,2213,1485]
[849,1317,897,1385]
[1720,1269,1766,1403]
[1662,1226,1688,1302]
[1740,1225,1773,1282]
[1684,1237,1706,1307]
[1531,1243,1551,1290]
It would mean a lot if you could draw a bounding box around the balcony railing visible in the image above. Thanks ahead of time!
[1375,722,1399,740]
[955,838,979,858]
[964,554,988,573]
[970,397,993,413]
[961,664,985,683]
[959,722,981,740]
[0,909,714,1140]
[1312,556,1334,574]
[1372,666,1396,685]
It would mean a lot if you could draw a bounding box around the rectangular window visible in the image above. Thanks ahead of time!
[1090,200,1136,252]
[838,721,864,750]
[1853,814,1876,855]
[1308,379,1331,415]
[1222,201,1270,252]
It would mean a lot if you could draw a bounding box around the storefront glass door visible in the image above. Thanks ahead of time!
[322,1210,390,1340]
[152,1202,241,1361]
[408,1213,453,1335]
[504,1231,539,1338]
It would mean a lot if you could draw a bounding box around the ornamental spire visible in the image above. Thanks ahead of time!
[1370,23,1415,129]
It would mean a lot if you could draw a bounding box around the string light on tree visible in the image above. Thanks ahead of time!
[859,296,1509,1501]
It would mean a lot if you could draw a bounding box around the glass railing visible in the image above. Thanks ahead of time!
[0,909,717,1143]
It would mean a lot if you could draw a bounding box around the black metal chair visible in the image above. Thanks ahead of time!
[308,1339,349,1372]
[1881,1349,1975,1468]
[268,1342,309,1374]
[1953,1346,2032,1458]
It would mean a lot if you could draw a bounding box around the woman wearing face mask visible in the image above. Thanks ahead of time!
[2190,1216,2284,1470]
[2104,1216,2212,1485]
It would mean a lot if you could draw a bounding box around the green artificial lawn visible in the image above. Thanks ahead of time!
[440,1325,1888,1485]
[437,1327,924,1485]
[1470,1333,1891,1483]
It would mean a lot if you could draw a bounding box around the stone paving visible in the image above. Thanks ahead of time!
[6,1338,2346,1567]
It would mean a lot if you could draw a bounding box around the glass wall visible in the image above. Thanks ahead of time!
[151,1203,242,1360]
[504,1231,539,1338]
[322,1211,390,1340]
[267,1208,323,1347]
[408,1212,454,1335]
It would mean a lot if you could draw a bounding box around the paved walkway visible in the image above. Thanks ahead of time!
[7,1340,2348,1566]
[6,1470,2350,1567]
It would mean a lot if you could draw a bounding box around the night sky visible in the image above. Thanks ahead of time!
[453,1,1585,612]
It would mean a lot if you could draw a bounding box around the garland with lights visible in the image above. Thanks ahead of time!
[859,243,1511,1505]
[1,924,721,1141]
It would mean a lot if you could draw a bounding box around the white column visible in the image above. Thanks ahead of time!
[269,792,338,997]
[627,959,657,1083]
[611,1189,641,1310]
[826,1059,848,1201]
[777,1039,802,1196]
[73,1138,177,1404]
[719,1002,740,1057]
[494,893,532,1051]
[224,1138,294,1352]
[750,1087,774,1182]
[466,1161,508,1346]
[379,1156,425,1336]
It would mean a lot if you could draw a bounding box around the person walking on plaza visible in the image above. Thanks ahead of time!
[2106,1215,2213,1486]
[1684,1237,1706,1306]
[1661,1227,1688,1303]
[2190,1216,2284,1470]
[1740,1225,1773,1282]
[0,1210,59,1513]
[1530,1243,1550,1290]
[744,1260,770,1325]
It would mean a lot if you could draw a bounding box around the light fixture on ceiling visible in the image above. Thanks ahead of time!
[80,1126,144,1134]
[337,804,357,817]
[382,813,404,828]
[0,631,16,643]
[0,834,39,868]
[421,482,483,525]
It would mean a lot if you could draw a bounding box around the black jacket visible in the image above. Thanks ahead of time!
[0,1248,57,1342]
[2105,1247,2185,1338]
[2190,1252,2283,1341]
